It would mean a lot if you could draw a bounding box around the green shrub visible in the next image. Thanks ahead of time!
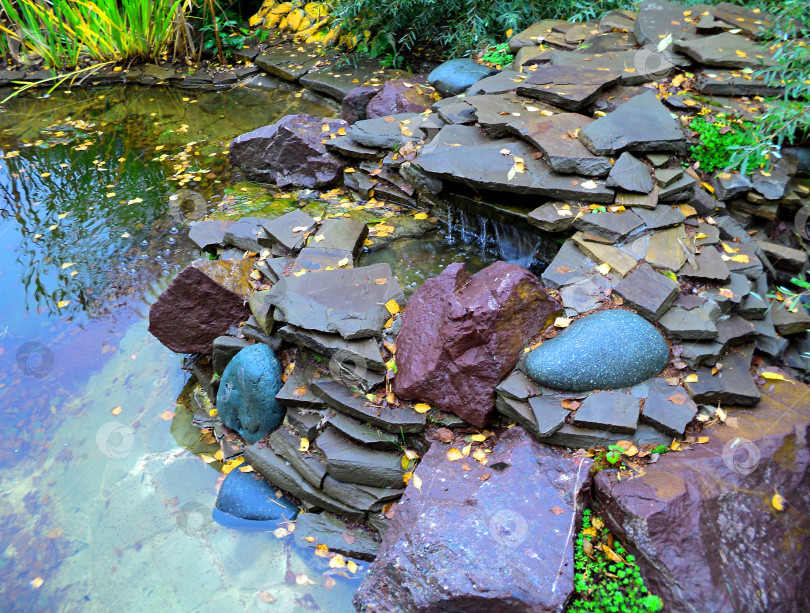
[482,42,513,66]
[568,509,663,613]
[688,115,766,174]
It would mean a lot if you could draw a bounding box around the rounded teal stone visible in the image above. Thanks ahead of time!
[525,309,669,392]
[216,344,285,444]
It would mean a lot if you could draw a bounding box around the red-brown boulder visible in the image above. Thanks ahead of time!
[594,378,810,613]
[148,259,254,354]
[365,79,435,119]
[394,261,560,427]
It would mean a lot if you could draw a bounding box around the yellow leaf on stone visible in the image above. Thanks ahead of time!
[414,213,428,220]
[722,254,749,263]
[470,433,487,442]
[721,242,739,254]
[413,402,431,413]
[402,471,413,484]
[472,448,488,463]
[345,167,356,173]
[772,493,786,512]
[250,270,261,280]
[446,448,463,461]
[684,374,698,383]
[315,543,330,557]
[412,473,422,492]
[384,317,393,328]
[595,262,611,275]
[385,299,400,315]
[695,232,708,239]
[554,316,572,328]
[30,577,44,589]
[697,436,710,444]
[299,438,310,452]
[678,204,697,217]
[540,109,555,117]
[347,560,358,573]
[762,371,792,383]
[581,180,598,190]
[462,443,472,457]
[337,257,350,267]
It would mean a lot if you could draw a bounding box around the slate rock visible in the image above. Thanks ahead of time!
[613,263,679,321]
[571,233,639,277]
[465,70,526,96]
[394,261,560,427]
[260,209,318,254]
[341,85,382,124]
[317,425,405,488]
[541,240,598,289]
[645,225,691,271]
[217,344,285,444]
[274,360,325,409]
[756,241,808,273]
[678,245,731,282]
[658,302,719,340]
[415,124,614,202]
[695,69,783,97]
[528,396,570,436]
[295,512,381,561]
[313,379,425,434]
[148,259,253,354]
[267,263,404,339]
[579,90,686,155]
[347,112,429,149]
[222,216,268,252]
[607,152,654,193]
[253,45,320,82]
[525,309,669,392]
[680,340,724,368]
[635,205,686,229]
[634,0,697,50]
[354,427,591,612]
[684,343,760,406]
[573,390,640,433]
[527,202,577,232]
[495,370,541,402]
[594,378,810,612]
[772,307,810,336]
[573,209,643,242]
[230,114,348,188]
[509,19,569,52]
[268,425,328,488]
[212,336,250,374]
[366,80,434,119]
[517,64,622,111]
[713,171,751,200]
[278,325,386,373]
[299,59,386,101]
[674,32,775,69]
[285,406,325,440]
[507,113,612,176]
[326,135,383,159]
[325,411,401,451]
[321,475,402,515]
[427,58,498,96]
[214,469,298,524]
[310,218,368,259]
[551,49,676,86]
[244,444,364,522]
[641,378,697,437]
[189,220,233,249]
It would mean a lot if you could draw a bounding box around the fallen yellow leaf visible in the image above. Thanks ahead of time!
[413,402,431,414]
[761,371,792,383]
[446,448,463,461]
[385,299,400,315]
[772,493,785,512]
[299,438,310,452]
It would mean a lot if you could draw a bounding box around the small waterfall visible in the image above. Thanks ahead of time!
[444,210,540,268]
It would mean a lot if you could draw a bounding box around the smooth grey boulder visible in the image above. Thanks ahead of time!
[524,309,669,392]
[427,58,498,96]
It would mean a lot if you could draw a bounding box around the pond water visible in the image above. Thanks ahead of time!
[0,84,518,612]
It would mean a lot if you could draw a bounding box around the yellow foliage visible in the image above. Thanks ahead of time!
[279,15,289,30]
[322,26,341,46]
[287,8,305,32]
[265,13,282,28]
[270,2,293,15]
[304,2,330,19]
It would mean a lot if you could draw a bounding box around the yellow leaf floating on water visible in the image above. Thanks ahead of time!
[61,262,75,269]
[58,212,70,219]
[772,493,786,511]
[414,212,428,220]
[111,405,122,416]
[30,577,44,589]
[347,560,358,573]
[413,402,431,414]
[761,371,793,383]
[446,448,463,461]
[684,374,699,383]
[315,543,330,557]
[385,299,400,315]
[57,300,70,308]
[329,554,346,569]
[299,438,310,452]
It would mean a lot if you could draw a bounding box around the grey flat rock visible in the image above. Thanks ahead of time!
[278,325,386,373]
[528,396,569,436]
[613,263,680,321]
[325,411,401,450]
[269,426,328,488]
[189,220,233,249]
[641,378,697,437]
[573,390,640,433]
[606,152,654,193]
[316,425,405,488]
[572,210,644,242]
[517,64,622,111]
[254,45,321,82]
[684,344,760,406]
[527,202,578,233]
[295,511,381,561]
[260,210,317,253]
[310,218,368,258]
[347,113,430,149]
[674,32,775,69]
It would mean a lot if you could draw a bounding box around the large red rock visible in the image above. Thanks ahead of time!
[594,377,810,613]
[148,259,254,354]
[354,427,592,612]
[394,261,560,427]
[229,114,348,188]
[340,85,380,124]
[365,79,435,119]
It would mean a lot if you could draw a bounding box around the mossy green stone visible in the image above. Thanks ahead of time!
[525,309,669,392]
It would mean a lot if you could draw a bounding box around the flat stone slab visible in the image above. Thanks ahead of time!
[325,411,401,451]
[517,64,622,111]
[613,262,679,321]
[347,113,430,149]
[278,325,386,373]
[223,216,271,252]
[573,390,640,433]
[466,94,559,139]
[538,422,669,448]
[291,247,353,273]
[244,444,364,522]
[674,32,775,69]
[635,205,685,229]
[527,202,577,233]
[695,70,783,97]
[528,396,569,436]
[275,361,325,409]
[572,209,643,242]
[525,309,669,392]
[286,406,325,440]
[541,240,597,288]
[260,210,318,253]
[772,307,810,336]
[716,315,756,348]
[658,304,719,340]
[321,475,402,514]
[495,370,542,402]
[325,136,385,160]
[645,225,691,271]
[507,113,612,176]
[607,152,654,193]
[295,511,381,561]
[312,379,425,434]
[572,233,639,277]
[299,59,387,100]
[634,0,697,50]
[310,218,368,258]
[269,426,328,489]
[641,378,697,437]
[678,246,731,282]
[509,19,570,52]
[267,263,405,339]
[189,220,233,249]
[316,425,405,488]
[579,90,686,155]
[466,70,526,96]
[550,50,676,85]
[684,343,760,406]
[254,44,322,82]
[415,124,614,202]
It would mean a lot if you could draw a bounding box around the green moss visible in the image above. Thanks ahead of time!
[688,115,765,175]
[567,509,664,613]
